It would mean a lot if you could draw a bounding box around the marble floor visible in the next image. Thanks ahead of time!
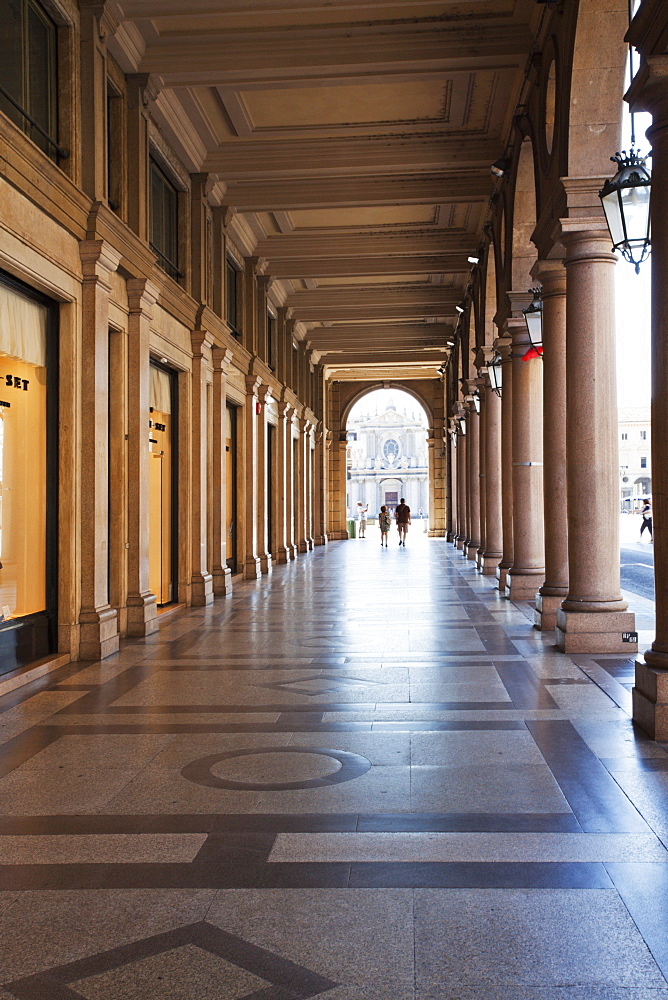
[0,533,667,998]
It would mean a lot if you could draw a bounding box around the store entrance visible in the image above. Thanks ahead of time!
[226,403,237,572]
[148,362,177,606]
[0,273,57,676]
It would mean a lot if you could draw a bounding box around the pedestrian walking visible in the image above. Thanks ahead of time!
[640,498,653,542]
[395,497,411,546]
[378,505,391,546]
[357,502,368,538]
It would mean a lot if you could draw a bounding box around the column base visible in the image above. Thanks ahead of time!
[191,572,214,606]
[212,566,233,597]
[78,606,119,660]
[465,543,479,561]
[288,543,298,558]
[496,561,511,590]
[633,655,668,739]
[243,556,262,580]
[428,529,445,537]
[126,592,159,637]
[259,552,273,573]
[314,535,328,546]
[480,551,502,575]
[446,531,455,543]
[275,546,290,564]
[329,530,348,541]
[297,538,309,553]
[555,609,637,654]
[534,592,566,631]
[456,537,465,550]
[505,571,544,601]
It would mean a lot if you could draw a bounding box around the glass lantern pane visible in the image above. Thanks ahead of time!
[601,189,626,247]
[620,183,651,243]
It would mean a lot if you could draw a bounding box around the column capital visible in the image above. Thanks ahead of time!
[126,73,162,109]
[627,54,668,122]
[79,239,122,281]
[212,346,234,372]
[78,0,121,38]
[245,374,262,395]
[257,383,273,404]
[246,256,269,277]
[190,330,214,357]
[126,277,160,315]
[560,229,617,267]
[530,258,566,296]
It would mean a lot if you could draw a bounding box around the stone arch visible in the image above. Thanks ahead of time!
[567,0,629,177]
[341,382,434,429]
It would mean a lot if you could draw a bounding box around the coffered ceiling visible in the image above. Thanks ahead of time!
[109,0,538,381]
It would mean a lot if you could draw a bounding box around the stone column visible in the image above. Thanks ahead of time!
[306,428,315,549]
[257,384,273,573]
[505,310,545,601]
[479,374,503,574]
[496,338,514,590]
[476,385,487,572]
[296,416,310,553]
[447,421,458,545]
[273,400,291,563]
[464,394,481,560]
[126,278,160,636]
[190,331,214,605]
[211,347,233,596]
[455,422,467,550]
[243,374,262,579]
[556,227,635,652]
[327,382,349,540]
[534,262,569,629]
[313,426,328,545]
[78,240,122,658]
[631,63,668,735]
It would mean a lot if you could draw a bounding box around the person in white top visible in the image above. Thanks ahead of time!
[357,502,368,538]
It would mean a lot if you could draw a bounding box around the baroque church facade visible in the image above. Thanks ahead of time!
[346,404,429,519]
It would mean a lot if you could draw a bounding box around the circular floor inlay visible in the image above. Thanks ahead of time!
[181,747,372,790]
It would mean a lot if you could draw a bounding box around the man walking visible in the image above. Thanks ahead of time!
[395,497,411,546]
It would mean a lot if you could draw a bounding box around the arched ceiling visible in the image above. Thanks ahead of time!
[109,0,539,381]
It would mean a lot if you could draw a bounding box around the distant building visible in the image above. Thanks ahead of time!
[619,406,651,508]
[346,404,429,518]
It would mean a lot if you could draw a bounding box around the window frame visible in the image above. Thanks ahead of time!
[225,256,242,339]
[149,155,182,282]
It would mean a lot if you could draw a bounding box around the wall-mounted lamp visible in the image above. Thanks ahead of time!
[490,158,510,179]
[599,149,652,273]
[455,303,465,315]
[487,356,503,396]
[468,255,480,265]
[522,287,543,359]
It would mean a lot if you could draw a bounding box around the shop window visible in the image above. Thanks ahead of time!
[0,274,57,674]
[226,258,242,338]
[149,363,177,605]
[0,0,58,159]
[150,158,181,281]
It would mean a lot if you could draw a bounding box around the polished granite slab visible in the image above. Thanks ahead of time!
[0,534,666,996]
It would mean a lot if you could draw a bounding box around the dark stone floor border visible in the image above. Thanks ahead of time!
[0,861,613,892]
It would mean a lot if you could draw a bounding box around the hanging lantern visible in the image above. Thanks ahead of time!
[522,286,543,358]
[487,355,502,396]
[598,149,652,273]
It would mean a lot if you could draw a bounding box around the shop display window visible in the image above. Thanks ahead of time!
[149,363,176,605]
[0,281,48,622]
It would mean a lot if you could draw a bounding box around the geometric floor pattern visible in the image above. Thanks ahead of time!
[0,532,667,997]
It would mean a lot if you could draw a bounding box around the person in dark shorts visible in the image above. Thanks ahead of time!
[395,497,411,545]
[640,499,653,542]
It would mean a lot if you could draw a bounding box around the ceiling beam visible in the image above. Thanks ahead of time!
[256,230,478,259]
[224,173,489,211]
[286,286,460,308]
[268,254,469,279]
[140,24,531,85]
[203,136,502,178]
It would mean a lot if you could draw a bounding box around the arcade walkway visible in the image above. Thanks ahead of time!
[0,537,668,997]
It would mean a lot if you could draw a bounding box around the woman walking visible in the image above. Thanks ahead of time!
[640,499,653,542]
[378,505,391,547]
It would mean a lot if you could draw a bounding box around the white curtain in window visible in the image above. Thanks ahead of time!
[0,284,47,368]
[150,365,172,414]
